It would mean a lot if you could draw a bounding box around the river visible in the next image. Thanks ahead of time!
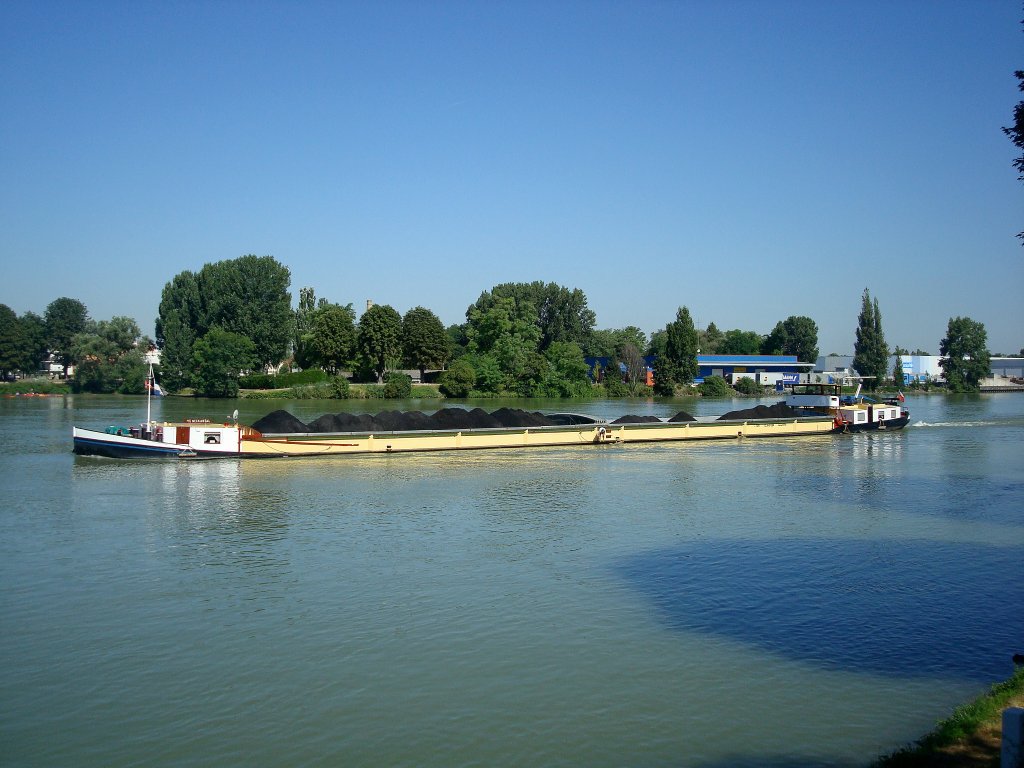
[1,392,1022,767]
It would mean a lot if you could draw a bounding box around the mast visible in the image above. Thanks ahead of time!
[146,363,153,427]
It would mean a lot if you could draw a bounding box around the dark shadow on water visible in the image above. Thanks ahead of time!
[615,538,1024,682]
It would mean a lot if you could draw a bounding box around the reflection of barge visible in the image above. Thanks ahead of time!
[785,382,910,432]
[72,410,839,460]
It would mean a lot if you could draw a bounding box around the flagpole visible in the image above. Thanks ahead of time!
[146,363,153,427]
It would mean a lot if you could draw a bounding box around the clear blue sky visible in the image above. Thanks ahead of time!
[2,0,1022,356]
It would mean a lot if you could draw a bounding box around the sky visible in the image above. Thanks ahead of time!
[2,0,1022,357]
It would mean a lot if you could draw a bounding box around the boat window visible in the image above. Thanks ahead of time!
[204,432,221,444]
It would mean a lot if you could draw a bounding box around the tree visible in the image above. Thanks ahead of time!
[762,316,819,362]
[44,297,89,373]
[293,286,328,368]
[156,256,293,388]
[156,270,202,391]
[653,307,699,396]
[18,312,48,374]
[357,303,402,383]
[69,316,147,394]
[718,329,763,355]
[191,327,257,398]
[1003,69,1024,242]
[466,282,595,351]
[892,346,908,388]
[617,341,649,395]
[306,303,357,374]
[438,359,475,398]
[402,306,450,381]
[852,289,888,388]
[0,305,20,378]
[939,317,991,392]
[198,254,293,370]
[543,341,592,397]
[699,322,723,354]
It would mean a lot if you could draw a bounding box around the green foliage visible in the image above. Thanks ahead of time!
[357,304,403,383]
[306,303,356,373]
[156,270,202,391]
[892,348,905,388]
[438,359,476,398]
[718,329,764,355]
[191,327,258,398]
[653,306,699,396]
[939,316,991,392]
[199,255,293,369]
[463,353,504,394]
[0,378,71,395]
[0,304,21,377]
[698,321,723,354]
[382,371,413,399]
[586,326,648,358]
[467,282,595,352]
[331,376,351,399]
[542,341,593,398]
[239,369,328,389]
[761,315,819,362]
[1004,69,1024,242]
[156,256,293,389]
[697,375,733,397]
[15,312,48,374]
[616,341,649,395]
[402,306,450,378]
[69,316,148,394]
[852,288,888,388]
[44,297,89,370]
[733,376,763,395]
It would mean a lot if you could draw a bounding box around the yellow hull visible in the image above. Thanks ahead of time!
[241,417,837,458]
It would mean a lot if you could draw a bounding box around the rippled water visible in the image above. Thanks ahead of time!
[1,392,1022,767]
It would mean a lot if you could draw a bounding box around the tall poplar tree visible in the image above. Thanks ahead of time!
[653,306,699,396]
[852,289,888,387]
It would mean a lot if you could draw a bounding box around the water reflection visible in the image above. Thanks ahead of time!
[616,537,1024,682]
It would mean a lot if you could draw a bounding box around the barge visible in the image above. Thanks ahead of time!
[72,411,840,460]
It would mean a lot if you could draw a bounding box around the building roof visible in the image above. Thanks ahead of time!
[697,355,815,370]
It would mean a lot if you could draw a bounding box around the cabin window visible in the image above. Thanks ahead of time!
[204,432,221,445]
[856,412,867,423]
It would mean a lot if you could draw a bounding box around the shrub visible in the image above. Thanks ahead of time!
[697,375,732,397]
[382,372,413,399]
[331,376,350,399]
[438,360,476,398]
[733,377,762,396]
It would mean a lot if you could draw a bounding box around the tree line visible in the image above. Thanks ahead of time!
[0,257,1001,396]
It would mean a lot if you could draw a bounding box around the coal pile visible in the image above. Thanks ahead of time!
[252,407,569,434]
[252,409,310,433]
[611,415,664,424]
[668,411,697,422]
[716,402,801,421]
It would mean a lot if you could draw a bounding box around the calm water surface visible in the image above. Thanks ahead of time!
[1,393,1022,767]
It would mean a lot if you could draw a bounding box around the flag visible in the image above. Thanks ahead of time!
[145,378,165,396]
[897,391,905,402]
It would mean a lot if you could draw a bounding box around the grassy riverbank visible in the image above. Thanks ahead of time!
[872,665,1024,767]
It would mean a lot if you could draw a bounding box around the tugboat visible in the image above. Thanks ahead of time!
[784,379,910,432]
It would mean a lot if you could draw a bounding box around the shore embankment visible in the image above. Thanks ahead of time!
[872,665,1024,767]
